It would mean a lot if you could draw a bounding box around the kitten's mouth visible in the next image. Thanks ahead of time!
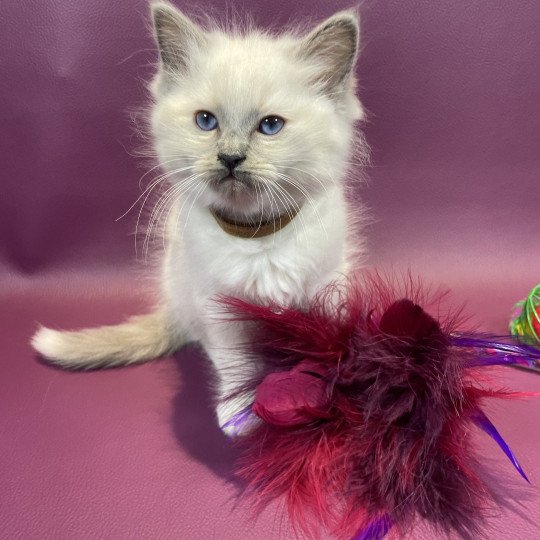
[217,174,252,187]
[210,173,254,198]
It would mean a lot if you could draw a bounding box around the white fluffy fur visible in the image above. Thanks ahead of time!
[31,2,368,435]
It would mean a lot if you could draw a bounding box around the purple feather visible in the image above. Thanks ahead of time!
[472,410,530,483]
[353,515,392,540]
[222,405,253,434]
[450,334,540,368]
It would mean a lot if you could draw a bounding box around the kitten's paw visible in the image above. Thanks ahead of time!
[217,398,257,438]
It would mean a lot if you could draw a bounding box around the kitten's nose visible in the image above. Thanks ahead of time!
[217,153,246,172]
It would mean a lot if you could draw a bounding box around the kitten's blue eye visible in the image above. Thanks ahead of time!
[195,111,218,131]
[258,116,285,136]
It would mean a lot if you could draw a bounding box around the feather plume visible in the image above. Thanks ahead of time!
[219,275,537,539]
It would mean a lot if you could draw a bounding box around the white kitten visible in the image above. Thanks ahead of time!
[31,2,367,435]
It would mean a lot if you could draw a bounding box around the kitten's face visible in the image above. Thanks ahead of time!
[150,5,363,221]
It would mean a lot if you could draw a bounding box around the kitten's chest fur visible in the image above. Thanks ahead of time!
[162,185,349,341]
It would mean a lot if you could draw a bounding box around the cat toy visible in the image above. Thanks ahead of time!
[510,284,540,349]
[219,274,540,540]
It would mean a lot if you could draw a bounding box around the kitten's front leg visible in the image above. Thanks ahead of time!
[208,348,259,437]
[202,322,260,437]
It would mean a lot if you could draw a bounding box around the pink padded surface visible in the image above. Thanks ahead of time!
[2,278,540,539]
[1,0,539,538]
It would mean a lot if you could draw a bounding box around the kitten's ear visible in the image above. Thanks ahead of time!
[151,2,206,75]
[298,10,360,95]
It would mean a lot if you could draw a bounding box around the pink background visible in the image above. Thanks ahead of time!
[1,0,539,538]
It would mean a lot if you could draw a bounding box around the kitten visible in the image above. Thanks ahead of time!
[31,1,367,435]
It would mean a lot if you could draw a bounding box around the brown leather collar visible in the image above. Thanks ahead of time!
[210,207,299,239]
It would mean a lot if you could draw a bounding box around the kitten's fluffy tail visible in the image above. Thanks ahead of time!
[31,309,178,370]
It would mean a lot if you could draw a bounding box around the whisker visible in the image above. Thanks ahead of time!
[137,157,190,190]
[117,163,195,222]
[181,180,208,240]
[141,173,202,260]
[281,165,330,193]
[264,180,299,242]
[160,174,207,251]
[249,181,264,237]
[275,173,328,240]
[143,181,194,260]
[136,177,191,258]
[267,180,306,243]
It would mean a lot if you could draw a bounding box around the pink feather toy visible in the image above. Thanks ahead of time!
[219,274,539,540]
